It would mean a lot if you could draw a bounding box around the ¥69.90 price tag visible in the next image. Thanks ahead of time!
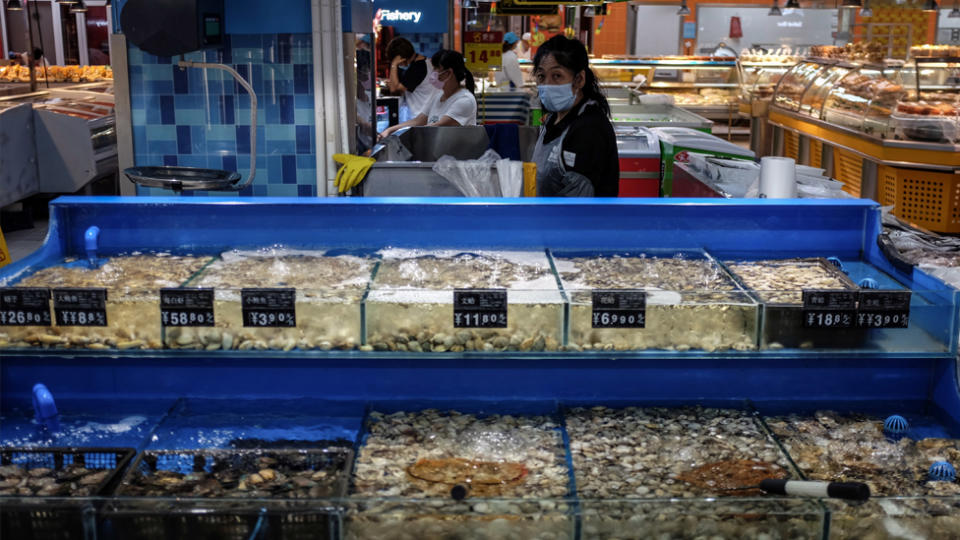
[454,289,507,328]
[0,287,52,326]
[241,288,296,328]
[592,290,646,329]
[161,288,215,327]
[52,288,107,327]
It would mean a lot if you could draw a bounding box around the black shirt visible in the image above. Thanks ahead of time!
[543,100,619,197]
[399,59,428,92]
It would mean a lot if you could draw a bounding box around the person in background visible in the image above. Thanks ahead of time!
[531,35,618,197]
[517,32,533,61]
[379,50,477,138]
[384,37,438,118]
[29,49,51,69]
[496,32,525,90]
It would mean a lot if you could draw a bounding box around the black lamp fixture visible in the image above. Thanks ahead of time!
[921,0,938,11]
[55,0,79,4]
[950,0,960,17]
[785,0,801,8]
[7,0,23,10]
[860,0,873,16]
[769,0,783,16]
[69,0,87,13]
[840,0,862,7]
[677,0,690,16]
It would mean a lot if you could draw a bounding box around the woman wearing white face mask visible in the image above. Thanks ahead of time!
[532,36,618,197]
[379,50,478,139]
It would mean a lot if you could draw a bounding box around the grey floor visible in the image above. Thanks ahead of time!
[3,220,49,264]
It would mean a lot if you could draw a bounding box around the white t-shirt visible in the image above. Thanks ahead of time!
[404,61,439,117]
[424,88,477,126]
[495,49,524,89]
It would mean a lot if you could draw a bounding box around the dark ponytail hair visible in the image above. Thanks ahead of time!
[431,49,475,94]
[532,35,609,118]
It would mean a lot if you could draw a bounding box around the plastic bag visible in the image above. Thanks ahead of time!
[432,149,502,197]
[374,133,413,162]
[496,158,523,197]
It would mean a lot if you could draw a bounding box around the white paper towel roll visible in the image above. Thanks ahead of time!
[759,156,797,198]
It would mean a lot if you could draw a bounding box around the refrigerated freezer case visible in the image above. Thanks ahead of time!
[652,126,756,197]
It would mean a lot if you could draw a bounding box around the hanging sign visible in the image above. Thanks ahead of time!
[464,31,503,72]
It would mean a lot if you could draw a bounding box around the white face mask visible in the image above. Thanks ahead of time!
[538,83,576,112]
[428,71,445,90]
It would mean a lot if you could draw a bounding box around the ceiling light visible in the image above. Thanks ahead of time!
[56,0,79,4]
[785,0,800,8]
[69,0,87,13]
[950,1,960,17]
[677,0,690,15]
[860,0,873,16]
[921,0,938,11]
[769,1,783,15]
[7,0,23,10]
[841,0,862,7]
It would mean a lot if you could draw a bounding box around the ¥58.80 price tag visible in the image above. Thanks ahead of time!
[241,288,296,328]
[52,288,108,327]
[160,288,215,327]
[592,290,646,329]
[454,289,507,328]
[0,287,52,326]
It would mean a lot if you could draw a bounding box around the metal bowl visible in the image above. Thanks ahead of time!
[123,166,242,191]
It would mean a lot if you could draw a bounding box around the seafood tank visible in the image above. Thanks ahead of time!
[171,249,374,351]
[365,249,564,353]
[1,197,958,540]
[554,252,758,352]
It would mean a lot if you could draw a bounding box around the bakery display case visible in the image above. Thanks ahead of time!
[772,60,829,112]
[822,66,907,138]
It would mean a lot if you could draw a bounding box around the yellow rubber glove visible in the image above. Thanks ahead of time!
[332,153,376,193]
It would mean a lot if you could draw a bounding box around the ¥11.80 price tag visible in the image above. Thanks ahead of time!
[0,287,52,326]
[160,288,215,327]
[857,290,910,329]
[802,289,857,329]
[52,288,107,326]
[592,290,646,329]
[453,289,507,328]
[241,288,296,328]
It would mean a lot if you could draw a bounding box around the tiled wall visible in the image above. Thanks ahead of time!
[129,34,317,197]
[406,33,446,60]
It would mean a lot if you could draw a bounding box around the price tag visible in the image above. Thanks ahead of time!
[464,31,503,72]
[160,288,215,327]
[454,289,507,328]
[857,290,910,329]
[592,290,646,329]
[241,288,296,328]
[802,289,857,329]
[0,288,52,326]
[52,288,107,326]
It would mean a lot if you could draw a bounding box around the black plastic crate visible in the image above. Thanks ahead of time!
[100,448,352,540]
[0,447,135,540]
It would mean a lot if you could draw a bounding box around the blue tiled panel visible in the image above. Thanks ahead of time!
[128,33,318,197]
[406,33,445,59]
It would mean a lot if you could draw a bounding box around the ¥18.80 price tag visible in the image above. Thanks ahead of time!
[592,290,646,329]
[241,288,296,328]
[454,289,507,328]
[0,287,52,326]
[160,288,215,327]
[52,288,107,326]
[802,289,857,329]
[857,290,910,329]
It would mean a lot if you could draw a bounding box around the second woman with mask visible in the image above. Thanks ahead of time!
[531,36,619,197]
[379,50,478,139]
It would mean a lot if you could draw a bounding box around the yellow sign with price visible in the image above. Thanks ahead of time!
[464,31,503,72]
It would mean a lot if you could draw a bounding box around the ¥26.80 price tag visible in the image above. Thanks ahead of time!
[801,289,857,329]
[52,288,107,326]
[0,287,52,326]
[592,290,646,329]
[241,288,296,328]
[454,289,507,328]
[464,31,503,72]
[160,288,215,327]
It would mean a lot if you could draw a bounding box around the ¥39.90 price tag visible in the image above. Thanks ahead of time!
[857,290,910,329]
[454,289,507,328]
[0,287,52,326]
[52,288,108,326]
[241,288,296,328]
[592,290,646,329]
[801,289,857,329]
[160,288,215,327]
